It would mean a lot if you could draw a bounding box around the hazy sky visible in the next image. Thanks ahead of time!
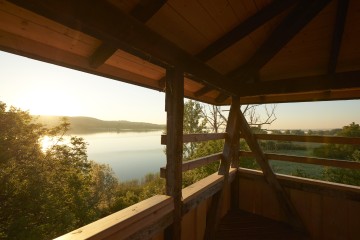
[1,51,359,129]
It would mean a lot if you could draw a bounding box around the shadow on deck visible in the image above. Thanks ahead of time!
[215,210,309,240]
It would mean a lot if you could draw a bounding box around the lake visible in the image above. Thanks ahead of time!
[77,130,166,182]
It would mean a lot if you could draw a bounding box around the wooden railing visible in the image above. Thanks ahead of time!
[161,132,227,144]
[55,195,174,240]
[160,133,227,178]
[55,133,360,239]
[240,133,360,173]
[55,167,236,240]
[245,133,360,145]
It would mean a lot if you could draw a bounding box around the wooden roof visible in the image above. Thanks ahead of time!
[1,0,359,105]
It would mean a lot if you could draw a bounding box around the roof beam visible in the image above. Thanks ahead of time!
[89,0,167,68]
[327,0,349,74]
[239,89,360,105]
[237,70,360,97]
[229,0,331,84]
[196,0,297,62]
[8,0,236,93]
[215,93,229,103]
[89,43,117,68]
[193,0,298,96]
[16,0,232,94]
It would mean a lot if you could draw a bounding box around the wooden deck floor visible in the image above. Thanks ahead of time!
[215,210,309,240]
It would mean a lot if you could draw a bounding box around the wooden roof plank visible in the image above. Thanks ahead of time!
[327,0,349,74]
[130,0,167,22]
[194,86,212,97]
[7,0,235,95]
[229,0,332,84]
[196,0,297,62]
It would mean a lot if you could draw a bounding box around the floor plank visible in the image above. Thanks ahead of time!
[215,210,309,240]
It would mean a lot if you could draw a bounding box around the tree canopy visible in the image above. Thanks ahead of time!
[0,102,119,239]
[0,101,168,239]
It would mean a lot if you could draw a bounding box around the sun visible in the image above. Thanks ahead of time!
[15,89,81,116]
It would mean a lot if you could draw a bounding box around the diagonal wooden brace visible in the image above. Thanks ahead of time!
[239,109,306,232]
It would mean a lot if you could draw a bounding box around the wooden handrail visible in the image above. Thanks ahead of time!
[182,168,236,215]
[160,152,223,178]
[240,133,360,145]
[161,133,227,145]
[55,195,174,240]
[239,150,360,170]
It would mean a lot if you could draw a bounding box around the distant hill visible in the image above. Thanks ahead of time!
[34,116,165,133]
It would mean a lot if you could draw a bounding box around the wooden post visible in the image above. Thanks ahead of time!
[164,67,184,240]
[204,97,241,240]
[230,105,240,210]
[239,111,306,232]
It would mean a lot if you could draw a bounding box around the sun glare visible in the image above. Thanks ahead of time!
[41,135,70,152]
[15,89,81,117]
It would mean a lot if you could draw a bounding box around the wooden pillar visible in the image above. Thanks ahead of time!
[230,104,241,210]
[239,111,306,232]
[204,97,241,240]
[164,67,183,240]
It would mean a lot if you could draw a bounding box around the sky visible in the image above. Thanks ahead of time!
[1,51,359,129]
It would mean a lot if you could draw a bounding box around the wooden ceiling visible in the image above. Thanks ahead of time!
[0,0,359,105]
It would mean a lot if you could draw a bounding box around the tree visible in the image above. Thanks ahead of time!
[181,101,279,185]
[313,122,360,186]
[0,102,119,239]
[241,104,277,130]
[314,122,360,160]
[201,105,227,133]
[322,150,360,186]
[183,100,207,160]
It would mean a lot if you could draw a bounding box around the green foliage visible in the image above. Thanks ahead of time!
[181,100,231,186]
[313,122,360,160]
[0,101,167,239]
[0,102,119,239]
[322,150,360,186]
[110,173,165,211]
[183,100,207,160]
[313,122,360,186]
[182,140,223,187]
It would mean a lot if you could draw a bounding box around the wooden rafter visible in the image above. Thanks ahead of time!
[237,70,360,97]
[196,0,297,62]
[229,0,331,84]
[89,43,117,68]
[238,110,305,231]
[215,93,230,103]
[193,0,297,97]
[158,76,166,89]
[7,0,234,95]
[88,0,167,68]
[164,67,184,240]
[194,86,212,97]
[327,0,349,74]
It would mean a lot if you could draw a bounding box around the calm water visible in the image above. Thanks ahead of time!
[78,131,165,182]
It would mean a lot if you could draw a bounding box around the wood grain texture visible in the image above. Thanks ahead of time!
[215,210,308,240]
[164,67,184,240]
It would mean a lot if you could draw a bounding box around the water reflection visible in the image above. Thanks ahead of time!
[78,130,165,182]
